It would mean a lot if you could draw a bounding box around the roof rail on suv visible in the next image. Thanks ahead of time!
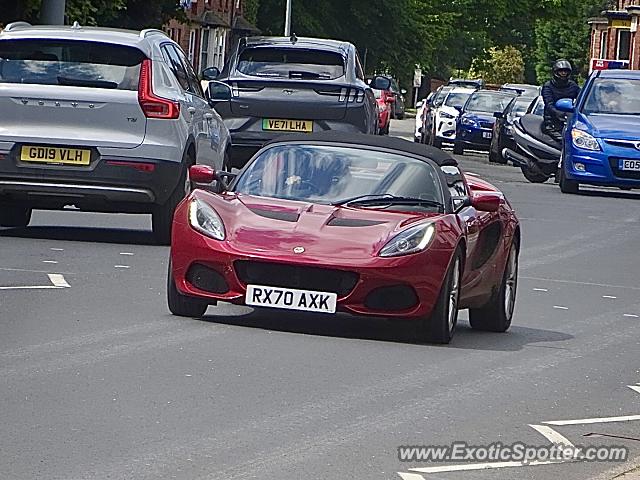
[140,29,168,39]
[4,21,32,32]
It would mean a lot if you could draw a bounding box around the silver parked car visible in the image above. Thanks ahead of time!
[0,22,231,244]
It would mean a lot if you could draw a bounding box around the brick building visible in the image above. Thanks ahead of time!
[164,0,259,74]
[589,0,640,71]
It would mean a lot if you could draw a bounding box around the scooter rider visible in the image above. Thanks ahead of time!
[541,59,580,143]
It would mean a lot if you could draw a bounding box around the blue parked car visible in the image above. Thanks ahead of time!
[453,90,517,155]
[557,70,640,193]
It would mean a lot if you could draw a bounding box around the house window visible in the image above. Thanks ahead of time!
[200,28,210,70]
[617,29,631,60]
[600,31,608,58]
[188,29,197,64]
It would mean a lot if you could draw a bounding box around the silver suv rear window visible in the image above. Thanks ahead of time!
[0,40,145,90]
[237,47,345,80]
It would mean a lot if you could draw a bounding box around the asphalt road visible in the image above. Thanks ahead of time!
[1,118,640,480]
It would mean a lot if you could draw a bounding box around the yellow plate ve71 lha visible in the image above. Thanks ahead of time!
[20,146,91,166]
[262,119,313,133]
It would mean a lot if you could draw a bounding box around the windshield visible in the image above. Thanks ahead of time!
[233,145,443,210]
[0,39,144,90]
[444,92,471,108]
[583,78,640,115]
[236,47,345,79]
[512,98,534,115]
[465,93,515,113]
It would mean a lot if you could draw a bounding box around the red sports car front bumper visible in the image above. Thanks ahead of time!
[170,214,454,320]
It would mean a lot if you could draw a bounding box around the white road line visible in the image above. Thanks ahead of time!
[624,314,639,318]
[0,274,71,291]
[0,285,62,290]
[533,288,548,292]
[42,260,58,264]
[628,385,640,395]
[602,295,617,299]
[529,424,576,448]
[114,265,130,269]
[119,252,134,256]
[521,276,640,291]
[48,274,70,288]
[50,248,64,251]
[553,306,569,310]
[543,414,640,426]
[408,459,566,474]
[397,473,426,480]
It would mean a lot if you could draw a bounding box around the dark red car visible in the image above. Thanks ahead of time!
[167,134,520,344]
[373,89,391,135]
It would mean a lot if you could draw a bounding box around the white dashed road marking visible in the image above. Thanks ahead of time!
[50,248,64,251]
[602,295,617,299]
[624,314,639,318]
[114,265,130,269]
[407,459,566,475]
[42,260,58,264]
[553,306,569,310]
[529,424,577,449]
[533,288,548,292]
[0,273,71,290]
[119,252,134,256]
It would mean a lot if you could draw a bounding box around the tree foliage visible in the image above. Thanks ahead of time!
[469,46,525,84]
[0,0,611,89]
[533,0,610,83]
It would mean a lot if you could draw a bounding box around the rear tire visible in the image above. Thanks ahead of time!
[0,206,32,228]
[153,163,189,245]
[167,261,208,318]
[416,250,463,344]
[453,142,464,155]
[520,165,548,183]
[469,238,519,332]
[559,166,579,194]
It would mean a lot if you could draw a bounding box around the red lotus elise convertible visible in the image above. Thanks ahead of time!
[167,133,520,344]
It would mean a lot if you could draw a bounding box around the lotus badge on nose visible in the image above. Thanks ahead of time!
[293,246,305,254]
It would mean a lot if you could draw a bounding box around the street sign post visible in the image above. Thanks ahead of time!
[413,68,422,107]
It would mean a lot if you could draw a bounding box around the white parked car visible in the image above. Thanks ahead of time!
[413,93,433,142]
[429,87,476,148]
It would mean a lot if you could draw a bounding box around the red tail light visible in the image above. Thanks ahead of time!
[138,59,180,120]
[106,160,156,173]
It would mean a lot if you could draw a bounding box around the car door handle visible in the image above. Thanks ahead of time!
[188,107,196,115]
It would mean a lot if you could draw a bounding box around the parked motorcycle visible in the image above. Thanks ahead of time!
[502,114,562,183]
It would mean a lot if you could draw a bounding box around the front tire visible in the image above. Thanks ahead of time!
[416,250,463,344]
[520,165,548,183]
[559,166,579,193]
[469,238,519,332]
[0,205,32,228]
[167,261,208,318]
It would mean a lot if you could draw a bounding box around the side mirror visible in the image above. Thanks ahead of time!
[555,98,575,113]
[201,66,220,81]
[416,100,424,108]
[493,111,503,119]
[370,76,392,91]
[386,96,396,103]
[454,105,463,113]
[470,191,501,212]
[400,88,407,95]
[189,165,216,184]
[206,80,232,104]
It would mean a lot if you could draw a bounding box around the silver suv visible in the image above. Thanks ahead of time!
[0,22,231,244]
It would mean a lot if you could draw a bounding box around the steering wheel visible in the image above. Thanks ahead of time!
[289,180,321,196]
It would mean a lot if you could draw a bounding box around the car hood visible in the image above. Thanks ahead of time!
[580,113,640,140]
[438,106,460,117]
[198,193,440,261]
[462,112,495,123]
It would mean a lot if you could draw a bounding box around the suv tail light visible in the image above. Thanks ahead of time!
[138,59,180,119]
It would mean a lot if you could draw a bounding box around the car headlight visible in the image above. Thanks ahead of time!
[461,117,477,127]
[379,223,436,257]
[189,198,225,240]
[571,129,601,151]
[440,111,455,119]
